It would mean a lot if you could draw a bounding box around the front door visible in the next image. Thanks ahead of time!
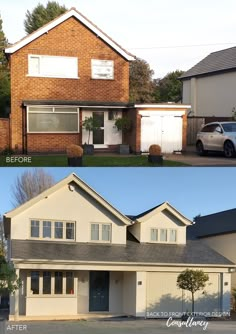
[93,112,104,145]
[89,271,109,312]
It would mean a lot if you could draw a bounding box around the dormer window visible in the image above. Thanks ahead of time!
[150,228,177,243]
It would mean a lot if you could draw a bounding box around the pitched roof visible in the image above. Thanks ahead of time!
[5,7,135,61]
[128,202,192,226]
[179,46,236,80]
[11,238,234,266]
[4,173,131,226]
[187,208,236,238]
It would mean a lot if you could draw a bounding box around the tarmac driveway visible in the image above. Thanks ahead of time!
[2,319,236,334]
[165,148,236,166]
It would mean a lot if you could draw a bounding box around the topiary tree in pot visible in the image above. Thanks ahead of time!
[82,116,100,155]
[148,144,163,164]
[114,117,132,154]
[66,144,83,167]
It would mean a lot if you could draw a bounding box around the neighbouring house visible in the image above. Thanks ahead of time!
[188,208,236,290]
[3,7,190,155]
[3,173,234,321]
[180,46,236,119]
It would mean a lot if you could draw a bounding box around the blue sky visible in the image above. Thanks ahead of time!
[0,167,235,220]
[1,0,236,77]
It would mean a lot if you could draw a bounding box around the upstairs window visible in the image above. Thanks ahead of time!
[30,219,75,241]
[150,228,177,243]
[91,59,114,80]
[91,223,111,242]
[28,55,78,79]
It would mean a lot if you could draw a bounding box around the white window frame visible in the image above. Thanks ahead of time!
[150,228,178,243]
[29,271,75,296]
[28,54,79,79]
[90,223,112,243]
[30,219,75,241]
[27,105,80,134]
[91,59,114,80]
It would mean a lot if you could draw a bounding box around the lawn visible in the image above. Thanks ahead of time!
[0,155,189,167]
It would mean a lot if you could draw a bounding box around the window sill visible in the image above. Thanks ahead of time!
[27,295,76,298]
[26,74,80,80]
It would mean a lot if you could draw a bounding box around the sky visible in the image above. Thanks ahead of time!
[0,167,235,221]
[1,0,236,78]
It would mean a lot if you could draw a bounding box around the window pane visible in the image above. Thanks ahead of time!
[31,271,39,294]
[55,272,63,294]
[151,228,158,241]
[43,221,51,238]
[102,224,111,241]
[31,220,39,238]
[28,113,78,132]
[91,224,99,240]
[160,229,167,242]
[66,223,74,240]
[55,222,63,239]
[170,229,177,242]
[66,272,74,294]
[43,271,51,294]
[29,56,40,75]
[41,56,78,78]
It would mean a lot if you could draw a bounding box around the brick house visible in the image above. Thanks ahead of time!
[5,7,135,154]
[4,7,190,155]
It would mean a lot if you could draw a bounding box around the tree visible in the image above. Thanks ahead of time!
[0,14,10,118]
[0,216,6,257]
[177,269,209,313]
[82,116,100,144]
[129,58,155,103]
[11,169,55,207]
[154,70,184,103]
[24,1,67,34]
[0,256,21,295]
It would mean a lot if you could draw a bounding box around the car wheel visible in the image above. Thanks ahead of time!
[196,141,205,156]
[224,141,235,158]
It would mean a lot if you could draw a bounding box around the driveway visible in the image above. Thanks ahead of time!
[164,147,236,166]
[1,319,236,334]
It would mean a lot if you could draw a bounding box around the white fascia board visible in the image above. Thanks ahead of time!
[135,104,191,109]
[5,9,135,61]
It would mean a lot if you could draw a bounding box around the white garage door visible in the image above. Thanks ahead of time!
[140,112,183,153]
[146,272,221,318]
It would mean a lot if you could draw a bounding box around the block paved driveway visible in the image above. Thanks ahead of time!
[1,319,236,334]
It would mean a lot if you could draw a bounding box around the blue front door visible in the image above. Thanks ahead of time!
[89,271,109,312]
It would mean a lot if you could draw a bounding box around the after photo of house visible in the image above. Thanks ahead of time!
[0,167,236,334]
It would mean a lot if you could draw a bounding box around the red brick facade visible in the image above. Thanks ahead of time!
[0,118,10,151]
[9,16,130,153]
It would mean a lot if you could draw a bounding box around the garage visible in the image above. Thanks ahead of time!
[140,110,184,153]
[131,104,190,154]
[146,272,222,318]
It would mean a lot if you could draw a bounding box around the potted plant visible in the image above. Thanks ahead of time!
[148,144,163,164]
[82,116,100,155]
[114,117,132,154]
[66,144,83,167]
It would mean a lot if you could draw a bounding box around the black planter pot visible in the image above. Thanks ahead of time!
[68,157,83,167]
[82,144,94,155]
[119,144,130,154]
[148,155,163,164]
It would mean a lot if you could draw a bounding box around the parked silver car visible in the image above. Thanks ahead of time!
[196,122,236,158]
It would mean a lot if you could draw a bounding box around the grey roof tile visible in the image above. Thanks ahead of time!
[180,46,236,79]
[11,239,234,266]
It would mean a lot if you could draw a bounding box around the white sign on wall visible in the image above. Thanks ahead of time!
[91,59,114,79]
